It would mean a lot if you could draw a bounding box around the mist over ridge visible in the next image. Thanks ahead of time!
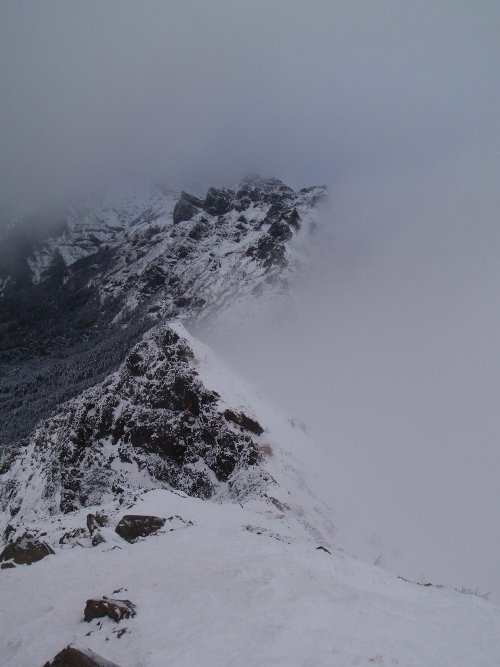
[201,136,500,601]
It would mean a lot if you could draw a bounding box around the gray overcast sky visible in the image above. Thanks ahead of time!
[1,2,500,600]
[0,1,498,197]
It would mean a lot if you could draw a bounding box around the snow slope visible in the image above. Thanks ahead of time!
[2,495,499,666]
[1,327,499,666]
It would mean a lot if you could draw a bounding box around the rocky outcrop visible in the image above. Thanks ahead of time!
[0,531,55,565]
[223,409,264,435]
[173,191,204,224]
[86,512,109,535]
[204,187,234,216]
[115,515,166,543]
[59,527,89,546]
[0,325,274,527]
[43,645,122,667]
[84,598,136,623]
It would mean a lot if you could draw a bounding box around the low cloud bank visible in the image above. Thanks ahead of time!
[1,2,498,202]
[205,135,500,601]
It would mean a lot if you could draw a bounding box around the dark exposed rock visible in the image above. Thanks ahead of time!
[91,532,106,547]
[172,192,203,225]
[115,515,167,543]
[43,645,122,666]
[235,197,251,212]
[268,220,293,242]
[84,597,136,623]
[316,546,331,554]
[140,265,167,294]
[3,523,15,541]
[59,527,88,545]
[288,208,301,229]
[172,199,197,225]
[247,234,288,269]
[87,512,109,535]
[188,220,209,240]
[0,532,55,565]
[263,201,288,226]
[223,409,264,436]
[1,561,15,569]
[204,187,233,216]
[179,191,204,208]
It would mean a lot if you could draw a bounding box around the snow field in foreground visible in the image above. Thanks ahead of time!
[1,488,499,667]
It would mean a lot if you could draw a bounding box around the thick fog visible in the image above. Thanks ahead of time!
[1,2,499,600]
[207,141,500,601]
[2,2,498,199]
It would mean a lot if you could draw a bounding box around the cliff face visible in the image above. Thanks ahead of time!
[0,324,274,526]
[0,176,325,452]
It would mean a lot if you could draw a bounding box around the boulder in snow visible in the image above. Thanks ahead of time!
[223,409,264,435]
[0,532,54,565]
[43,645,122,666]
[86,512,109,535]
[59,527,88,546]
[173,193,202,224]
[114,515,166,543]
[84,597,136,623]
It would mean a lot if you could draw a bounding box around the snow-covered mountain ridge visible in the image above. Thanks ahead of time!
[0,175,324,452]
[0,323,273,524]
[4,488,500,667]
[0,321,342,543]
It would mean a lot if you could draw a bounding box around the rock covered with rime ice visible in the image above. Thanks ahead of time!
[0,324,274,530]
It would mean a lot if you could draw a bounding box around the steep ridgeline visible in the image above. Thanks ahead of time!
[0,176,325,451]
[0,324,274,526]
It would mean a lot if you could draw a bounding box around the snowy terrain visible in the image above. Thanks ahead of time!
[1,326,499,666]
[0,175,323,452]
[3,490,500,667]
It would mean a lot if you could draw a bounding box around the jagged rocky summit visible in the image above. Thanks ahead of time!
[0,323,275,528]
[0,175,325,453]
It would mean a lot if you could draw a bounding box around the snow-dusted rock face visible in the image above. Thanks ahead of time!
[0,176,325,451]
[0,325,274,527]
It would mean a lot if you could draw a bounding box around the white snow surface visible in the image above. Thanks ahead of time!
[1,490,499,666]
[1,326,499,666]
